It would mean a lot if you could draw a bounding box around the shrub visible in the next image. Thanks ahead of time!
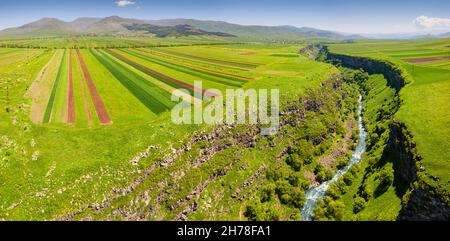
[259,183,275,203]
[244,201,281,221]
[326,184,341,200]
[290,188,305,209]
[375,166,394,196]
[328,200,346,221]
[244,201,259,221]
[343,173,354,186]
[353,196,367,213]
[359,183,373,201]
[286,153,303,171]
[293,139,314,165]
[288,172,305,188]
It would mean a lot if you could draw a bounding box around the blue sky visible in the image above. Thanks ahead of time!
[1,0,450,34]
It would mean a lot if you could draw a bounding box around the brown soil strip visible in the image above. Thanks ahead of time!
[240,52,257,56]
[76,49,111,125]
[404,56,450,64]
[107,49,217,97]
[67,49,75,124]
[75,52,93,126]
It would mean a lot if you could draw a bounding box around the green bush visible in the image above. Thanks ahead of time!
[259,183,276,203]
[343,173,353,186]
[285,153,303,171]
[353,196,367,213]
[375,166,394,196]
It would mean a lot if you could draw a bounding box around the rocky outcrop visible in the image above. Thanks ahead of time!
[399,188,450,221]
[388,122,418,187]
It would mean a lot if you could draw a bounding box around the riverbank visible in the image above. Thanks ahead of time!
[301,95,367,221]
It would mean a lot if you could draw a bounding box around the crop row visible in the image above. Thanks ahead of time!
[92,49,176,114]
[119,48,246,87]
[151,48,261,70]
[35,45,256,125]
[43,49,68,123]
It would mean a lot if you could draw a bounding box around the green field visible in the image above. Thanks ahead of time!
[0,41,339,220]
[0,35,448,221]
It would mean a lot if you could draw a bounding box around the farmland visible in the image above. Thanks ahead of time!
[0,33,449,221]
[0,41,340,220]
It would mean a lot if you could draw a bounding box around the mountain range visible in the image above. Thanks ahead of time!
[0,16,361,40]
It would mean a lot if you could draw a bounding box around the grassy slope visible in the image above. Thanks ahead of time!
[341,75,401,220]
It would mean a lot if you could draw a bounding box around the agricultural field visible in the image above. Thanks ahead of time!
[0,41,340,220]
[0,36,239,49]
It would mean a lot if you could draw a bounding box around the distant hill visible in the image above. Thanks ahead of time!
[439,32,450,38]
[146,18,361,40]
[124,23,235,37]
[0,16,361,40]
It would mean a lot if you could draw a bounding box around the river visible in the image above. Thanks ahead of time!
[301,95,367,221]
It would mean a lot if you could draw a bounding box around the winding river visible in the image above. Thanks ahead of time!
[301,95,367,221]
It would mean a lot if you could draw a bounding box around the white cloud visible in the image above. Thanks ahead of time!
[116,0,135,7]
[414,15,450,28]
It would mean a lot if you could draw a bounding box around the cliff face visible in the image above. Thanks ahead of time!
[388,122,418,188]
[399,189,450,221]
[300,44,450,220]
[327,52,405,91]
[388,122,449,220]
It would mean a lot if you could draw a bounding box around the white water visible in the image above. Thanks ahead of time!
[301,95,367,221]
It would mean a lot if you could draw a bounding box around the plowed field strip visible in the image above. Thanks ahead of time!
[102,50,200,105]
[404,56,450,64]
[129,48,251,82]
[43,50,67,123]
[76,49,111,125]
[76,54,93,125]
[67,49,75,124]
[121,49,246,87]
[106,49,217,97]
[94,49,175,114]
[152,48,260,70]
[117,49,242,88]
